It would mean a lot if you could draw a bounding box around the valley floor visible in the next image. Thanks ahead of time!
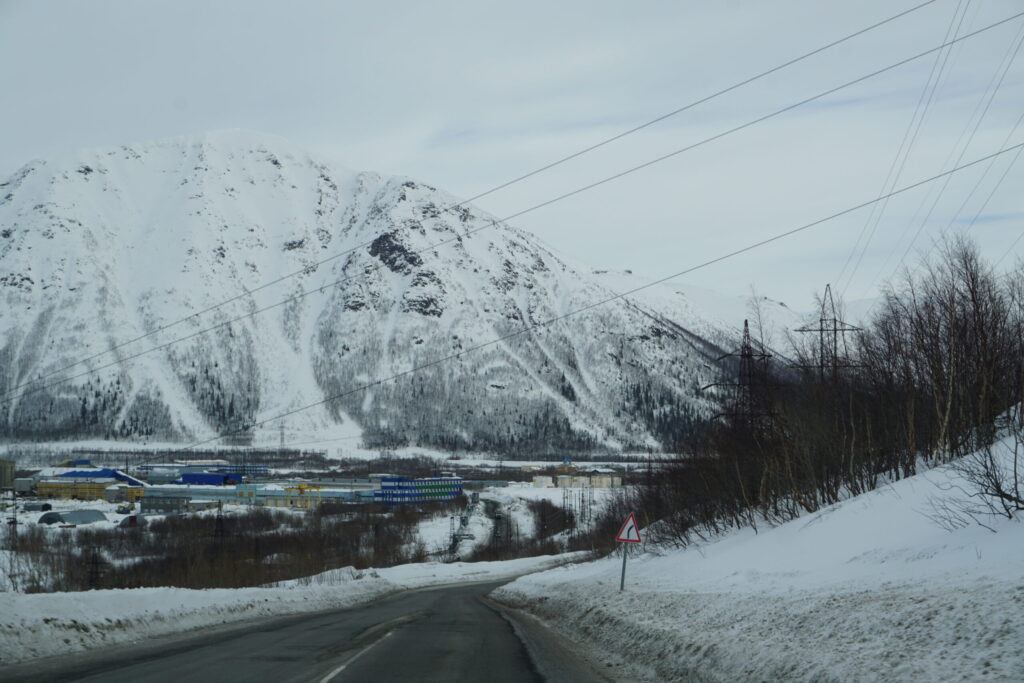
[5,443,1021,680]
[494,439,1024,682]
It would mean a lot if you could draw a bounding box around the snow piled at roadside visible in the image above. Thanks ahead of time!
[0,554,580,665]
[494,438,1024,682]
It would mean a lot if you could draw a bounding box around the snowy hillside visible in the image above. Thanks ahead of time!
[0,130,731,452]
[587,269,806,352]
[495,436,1024,681]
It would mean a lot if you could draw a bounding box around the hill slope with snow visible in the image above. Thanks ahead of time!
[495,436,1024,681]
[0,131,733,452]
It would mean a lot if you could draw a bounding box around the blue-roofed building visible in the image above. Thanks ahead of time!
[57,468,146,488]
[177,472,241,486]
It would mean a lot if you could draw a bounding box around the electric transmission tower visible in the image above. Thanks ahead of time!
[793,284,861,381]
[703,319,776,428]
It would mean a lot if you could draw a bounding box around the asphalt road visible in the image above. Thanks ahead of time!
[1,581,612,683]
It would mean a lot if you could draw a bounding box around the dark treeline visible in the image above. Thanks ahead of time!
[626,237,1024,546]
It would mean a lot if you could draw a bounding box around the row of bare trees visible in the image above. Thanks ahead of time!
[4,502,467,592]
[630,237,1024,545]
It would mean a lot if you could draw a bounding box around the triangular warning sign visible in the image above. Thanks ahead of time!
[616,512,642,543]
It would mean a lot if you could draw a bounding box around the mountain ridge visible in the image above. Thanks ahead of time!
[1,130,732,454]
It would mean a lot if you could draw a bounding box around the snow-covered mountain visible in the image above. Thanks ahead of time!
[585,269,805,353]
[0,130,734,453]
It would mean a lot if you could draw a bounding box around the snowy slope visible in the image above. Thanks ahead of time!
[0,131,732,453]
[495,436,1024,681]
[587,268,806,352]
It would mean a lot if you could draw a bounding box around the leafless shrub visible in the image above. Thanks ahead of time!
[637,236,1024,547]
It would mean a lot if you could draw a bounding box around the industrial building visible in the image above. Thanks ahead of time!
[18,459,465,512]
[0,458,14,489]
[37,477,118,500]
[374,476,464,504]
[103,484,146,503]
[37,509,108,525]
[140,496,220,514]
[138,461,268,484]
[532,473,622,488]
[142,482,375,509]
[35,468,147,500]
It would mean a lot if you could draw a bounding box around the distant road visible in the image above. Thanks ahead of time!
[2,581,612,682]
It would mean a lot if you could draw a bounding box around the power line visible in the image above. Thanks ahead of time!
[7,9,1022,409]
[839,0,980,296]
[946,109,1024,237]
[987,143,1024,268]
[836,0,970,291]
[874,14,1024,289]
[164,141,1024,458]
[994,206,1024,267]
[882,105,1024,280]
[1,0,941,399]
[453,0,941,208]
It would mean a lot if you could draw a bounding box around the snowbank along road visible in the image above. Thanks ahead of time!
[0,580,615,683]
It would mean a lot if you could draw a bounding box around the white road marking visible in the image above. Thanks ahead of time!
[317,630,394,683]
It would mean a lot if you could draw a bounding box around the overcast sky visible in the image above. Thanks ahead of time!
[1,0,1022,307]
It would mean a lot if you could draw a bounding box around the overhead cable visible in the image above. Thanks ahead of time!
[7,8,1023,408]
[3,0,941,398]
[165,141,1024,456]
[836,0,971,291]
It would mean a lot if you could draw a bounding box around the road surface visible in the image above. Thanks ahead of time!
[1,581,613,682]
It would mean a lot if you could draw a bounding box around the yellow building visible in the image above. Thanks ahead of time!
[0,458,15,489]
[37,478,117,501]
[103,484,146,503]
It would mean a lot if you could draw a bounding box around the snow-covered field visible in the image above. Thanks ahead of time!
[494,438,1024,682]
[0,553,583,666]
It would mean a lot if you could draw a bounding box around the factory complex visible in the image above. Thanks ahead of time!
[9,459,465,515]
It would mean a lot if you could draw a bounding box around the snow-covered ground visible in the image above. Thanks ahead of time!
[413,499,493,558]
[0,553,583,666]
[494,438,1024,682]
[482,483,620,541]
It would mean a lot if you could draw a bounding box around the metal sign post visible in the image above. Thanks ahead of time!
[615,512,642,592]
[619,543,629,591]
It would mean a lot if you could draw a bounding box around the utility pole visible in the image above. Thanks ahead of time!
[448,515,456,560]
[87,546,104,590]
[213,500,226,548]
[5,490,18,592]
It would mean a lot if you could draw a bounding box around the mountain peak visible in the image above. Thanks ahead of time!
[1,132,727,454]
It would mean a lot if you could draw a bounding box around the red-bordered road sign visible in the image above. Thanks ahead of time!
[615,512,642,543]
